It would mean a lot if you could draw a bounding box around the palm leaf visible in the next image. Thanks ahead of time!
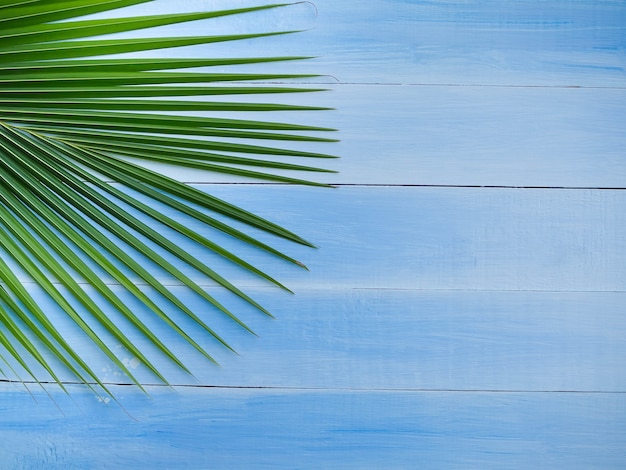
[0,0,335,398]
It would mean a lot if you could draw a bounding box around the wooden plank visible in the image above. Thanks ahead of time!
[86,0,626,86]
[4,186,624,291]
[4,289,623,391]
[87,185,626,291]
[147,84,626,188]
[4,185,624,294]
[107,0,626,87]
[1,384,624,469]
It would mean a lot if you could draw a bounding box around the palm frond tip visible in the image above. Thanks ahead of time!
[0,0,334,398]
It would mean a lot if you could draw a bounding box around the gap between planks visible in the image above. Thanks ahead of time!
[2,379,625,394]
[216,80,626,90]
[173,183,626,190]
[10,281,626,294]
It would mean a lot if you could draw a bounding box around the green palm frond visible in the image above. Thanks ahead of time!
[0,0,335,398]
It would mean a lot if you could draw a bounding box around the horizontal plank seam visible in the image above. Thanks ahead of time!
[349,287,626,293]
[170,183,626,190]
[334,184,626,190]
[2,379,625,394]
[96,181,626,190]
[9,281,626,294]
[230,81,626,90]
[333,83,626,90]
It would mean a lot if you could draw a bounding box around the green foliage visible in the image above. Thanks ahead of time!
[0,0,334,399]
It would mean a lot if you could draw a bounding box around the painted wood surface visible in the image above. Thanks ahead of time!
[2,384,625,470]
[2,0,626,468]
[140,85,626,187]
[7,186,625,291]
[6,289,624,392]
[116,0,626,87]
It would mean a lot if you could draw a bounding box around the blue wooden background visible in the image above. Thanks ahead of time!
[1,0,625,468]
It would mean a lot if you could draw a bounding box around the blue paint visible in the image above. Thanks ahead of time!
[4,289,624,391]
[2,0,625,468]
[1,385,625,469]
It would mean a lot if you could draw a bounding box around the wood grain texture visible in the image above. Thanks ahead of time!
[123,0,626,87]
[2,0,625,468]
[140,85,626,188]
[74,185,626,291]
[1,384,625,470]
[4,289,623,392]
[108,0,626,188]
[4,186,624,291]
